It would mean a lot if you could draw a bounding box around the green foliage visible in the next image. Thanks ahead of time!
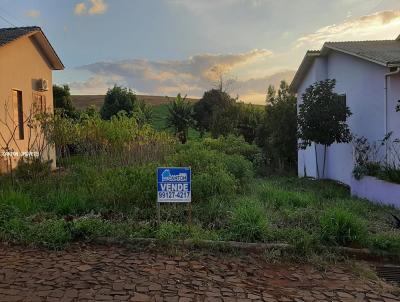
[53,84,77,118]
[298,79,352,148]
[193,89,238,137]
[256,81,297,172]
[203,135,261,163]
[369,232,400,254]
[166,94,194,144]
[320,207,367,246]
[14,158,52,181]
[236,102,264,143]
[258,183,316,209]
[167,140,254,198]
[101,85,137,120]
[352,134,400,184]
[227,199,268,242]
[31,219,72,249]
[192,170,236,202]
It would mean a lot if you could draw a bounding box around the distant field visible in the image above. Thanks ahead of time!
[71,95,199,110]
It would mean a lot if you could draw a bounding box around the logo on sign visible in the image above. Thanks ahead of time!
[161,169,188,182]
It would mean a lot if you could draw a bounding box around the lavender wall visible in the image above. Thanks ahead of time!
[351,176,400,208]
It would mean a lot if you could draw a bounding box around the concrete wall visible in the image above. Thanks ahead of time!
[297,50,390,185]
[351,176,400,208]
[0,35,56,173]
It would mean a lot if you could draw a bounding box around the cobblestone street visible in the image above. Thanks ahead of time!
[0,244,398,302]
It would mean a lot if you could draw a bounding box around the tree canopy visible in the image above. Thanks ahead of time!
[100,86,137,120]
[166,94,194,144]
[256,81,297,171]
[53,84,77,118]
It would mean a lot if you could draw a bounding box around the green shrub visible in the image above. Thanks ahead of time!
[203,135,261,162]
[71,218,113,240]
[14,158,52,181]
[220,154,253,189]
[192,170,236,202]
[1,217,29,243]
[193,197,231,229]
[30,219,72,249]
[0,204,20,227]
[320,208,367,246]
[369,232,400,254]
[227,199,268,242]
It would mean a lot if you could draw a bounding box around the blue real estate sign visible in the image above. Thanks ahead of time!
[157,167,191,203]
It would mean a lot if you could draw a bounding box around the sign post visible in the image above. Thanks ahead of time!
[157,167,191,225]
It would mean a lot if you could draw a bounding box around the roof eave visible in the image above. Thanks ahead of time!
[289,51,320,93]
[32,30,64,70]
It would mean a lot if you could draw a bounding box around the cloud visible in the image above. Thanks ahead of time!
[88,0,107,15]
[25,9,40,18]
[296,10,400,48]
[68,49,294,104]
[74,3,87,15]
[74,0,107,16]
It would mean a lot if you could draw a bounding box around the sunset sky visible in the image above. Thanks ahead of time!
[1,0,400,104]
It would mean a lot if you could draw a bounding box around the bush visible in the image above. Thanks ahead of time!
[203,135,261,162]
[369,232,400,254]
[0,203,20,227]
[14,158,52,181]
[192,170,236,202]
[227,199,268,242]
[30,219,72,249]
[193,197,231,229]
[320,208,367,246]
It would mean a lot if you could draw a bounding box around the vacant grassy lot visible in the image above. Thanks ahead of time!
[0,135,399,256]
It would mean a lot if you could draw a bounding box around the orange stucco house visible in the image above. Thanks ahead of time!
[0,26,64,173]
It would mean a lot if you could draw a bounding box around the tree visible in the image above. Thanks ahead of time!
[53,84,77,118]
[236,102,263,143]
[256,81,297,171]
[193,89,237,137]
[134,101,153,126]
[100,85,136,120]
[297,79,352,178]
[166,94,194,144]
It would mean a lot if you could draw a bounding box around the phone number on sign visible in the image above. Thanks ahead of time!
[158,191,190,199]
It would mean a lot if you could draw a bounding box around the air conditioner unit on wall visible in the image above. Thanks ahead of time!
[38,79,49,91]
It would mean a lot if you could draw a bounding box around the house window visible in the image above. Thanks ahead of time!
[12,90,24,140]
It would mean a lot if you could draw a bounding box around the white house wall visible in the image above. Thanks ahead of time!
[297,50,389,185]
[387,73,400,165]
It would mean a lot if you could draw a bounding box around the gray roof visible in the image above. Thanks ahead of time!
[0,26,40,47]
[0,26,64,70]
[324,40,400,66]
[290,35,400,92]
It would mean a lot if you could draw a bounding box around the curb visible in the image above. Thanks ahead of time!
[94,237,400,263]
